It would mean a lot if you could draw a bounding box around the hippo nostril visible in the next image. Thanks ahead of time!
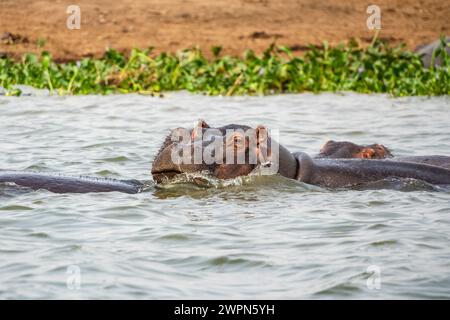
[261,161,272,167]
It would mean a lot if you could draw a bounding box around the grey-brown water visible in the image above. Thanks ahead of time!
[0,91,449,299]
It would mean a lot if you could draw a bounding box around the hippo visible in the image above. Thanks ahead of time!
[151,121,450,188]
[317,140,392,159]
[2,121,450,194]
[317,140,450,169]
[415,37,450,68]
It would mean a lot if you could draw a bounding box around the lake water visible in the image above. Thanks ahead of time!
[0,91,449,299]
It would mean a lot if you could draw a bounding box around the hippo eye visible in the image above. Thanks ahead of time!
[227,134,245,148]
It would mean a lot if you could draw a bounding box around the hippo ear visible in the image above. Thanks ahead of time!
[255,125,271,163]
[191,119,210,140]
[319,140,335,153]
[383,146,393,158]
[373,144,393,158]
[196,119,210,129]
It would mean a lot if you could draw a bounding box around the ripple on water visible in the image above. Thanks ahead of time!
[28,232,50,238]
[0,205,33,211]
[314,283,364,298]
[365,223,390,231]
[96,156,130,163]
[369,239,399,247]
[206,256,269,269]
[156,233,192,241]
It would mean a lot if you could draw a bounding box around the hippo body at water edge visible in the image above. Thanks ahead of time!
[0,171,143,194]
[293,152,450,188]
[151,121,450,188]
[394,156,450,170]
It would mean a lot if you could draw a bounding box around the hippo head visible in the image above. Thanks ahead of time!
[151,120,297,183]
[318,140,392,159]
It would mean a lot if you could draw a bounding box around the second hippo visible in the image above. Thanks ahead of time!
[317,140,450,170]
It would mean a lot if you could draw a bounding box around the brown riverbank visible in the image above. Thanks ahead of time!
[0,0,448,61]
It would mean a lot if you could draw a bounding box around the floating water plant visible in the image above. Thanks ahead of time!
[0,38,448,96]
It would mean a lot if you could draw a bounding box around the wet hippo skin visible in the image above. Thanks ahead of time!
[295,152,450,188]
[394,156,450,170]
[0,171,143,194]
[151,121,450,188]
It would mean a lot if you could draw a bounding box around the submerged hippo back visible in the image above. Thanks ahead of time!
[0,171,143,194]
[294,153,450,188]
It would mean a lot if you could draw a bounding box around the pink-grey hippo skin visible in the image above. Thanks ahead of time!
[2,122,450,194]
[394,156,450,170]
[415,37,450,68]
[151,121,450,188]
[0,171,143,194]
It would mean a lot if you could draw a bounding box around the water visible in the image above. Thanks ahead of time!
[0,91,449,299]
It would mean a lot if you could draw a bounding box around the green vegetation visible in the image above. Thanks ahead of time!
[0,38,449,96]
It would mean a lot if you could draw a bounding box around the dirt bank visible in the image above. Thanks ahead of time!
[0,0,448,61]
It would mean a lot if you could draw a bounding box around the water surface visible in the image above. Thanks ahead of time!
[0,91,449,299]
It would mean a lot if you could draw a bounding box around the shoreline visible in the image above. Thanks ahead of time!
[1,0,449,62]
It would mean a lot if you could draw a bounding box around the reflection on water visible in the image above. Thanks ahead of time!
[0,91,450,299]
